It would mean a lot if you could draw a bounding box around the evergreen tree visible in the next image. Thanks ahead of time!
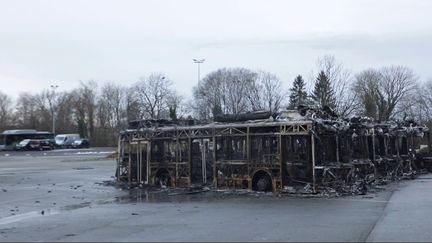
[169,106,177,121]
[288,75,308,109]
[212,103,223,117]
[311,71,336,109]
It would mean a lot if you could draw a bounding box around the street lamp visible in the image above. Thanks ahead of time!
[193,58,205,84]
[50,85,59,135]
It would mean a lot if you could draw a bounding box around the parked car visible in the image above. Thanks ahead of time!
[15,139,32,150]
[71,139,90,149]
[55,134,80,148]
[15,139,50,151]
[40,139,55,150]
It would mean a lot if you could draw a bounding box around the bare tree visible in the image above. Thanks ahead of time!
[92,82,128,146]
[227,69,257,114]
[55,91,76,133]
[71,81,98,139]
[15,92,39,129]
[353,69,381,118]
[353,66,418,120]
[33,91,53,131]
[33,88,60,133]
[13,90,64,132]
[400,79,432,124]
[0,91,12,130]
[133,73,174,119]
[98,83,127,129]
[190,88,212,120]
[379,66,418,120]
[247,71,285,113]
[125,87,140,122]
[419,80,432,122]
[194,68,257,118]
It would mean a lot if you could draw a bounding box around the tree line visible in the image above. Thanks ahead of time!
[0,55,429,146]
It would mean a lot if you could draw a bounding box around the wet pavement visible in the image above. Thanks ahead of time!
[0,147,116,158]
[1,152,432,242]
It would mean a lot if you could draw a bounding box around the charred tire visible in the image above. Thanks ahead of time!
[252,171,272,192]
[155,169,171,188]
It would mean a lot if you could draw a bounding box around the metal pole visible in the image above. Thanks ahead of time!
[128,143,132,184]
[336,136,340,163]
[372,128,378,177]
[52,110,55,134]
[311,133,316,193]
[193,59,205,84]
[137,142,140,183]
[146,142,151,184]
[202,140,206,184]
[198,62,200,83]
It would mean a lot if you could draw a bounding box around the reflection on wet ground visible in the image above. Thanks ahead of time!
[100,177,401,205]
[106,182,313,204]
[94,179,284,204]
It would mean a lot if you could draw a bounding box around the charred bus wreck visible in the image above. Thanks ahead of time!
[116,109,431,193]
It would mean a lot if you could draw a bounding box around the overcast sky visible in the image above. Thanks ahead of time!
[0,0,431,99]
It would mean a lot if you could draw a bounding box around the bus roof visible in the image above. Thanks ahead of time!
[124,119,314,134]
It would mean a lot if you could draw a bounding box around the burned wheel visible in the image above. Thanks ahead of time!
[256,177,270,192]
[155,170,171,188]
[252,171,272,192]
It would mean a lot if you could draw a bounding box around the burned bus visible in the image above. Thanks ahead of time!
[116,109,430,192]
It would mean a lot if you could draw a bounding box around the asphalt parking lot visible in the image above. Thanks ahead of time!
[1,150,432,242]
[0,147,116,158]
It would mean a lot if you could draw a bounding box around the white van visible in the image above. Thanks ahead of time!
[55,134,81,148]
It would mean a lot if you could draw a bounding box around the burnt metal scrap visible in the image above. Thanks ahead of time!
[116,107,431,196]
[214,111,276,123]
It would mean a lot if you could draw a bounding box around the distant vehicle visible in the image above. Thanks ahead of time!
[40,139,55,150]
[55,134,81,148]
[0,130,54,151]
[15,139,51,151]
[42,138,56,149]
[71,139,90,149]
[15,139,33,150]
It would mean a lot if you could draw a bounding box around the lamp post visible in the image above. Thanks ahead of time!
[193,58,205,84]
[50,85,59,135]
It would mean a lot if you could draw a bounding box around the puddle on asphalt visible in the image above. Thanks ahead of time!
[97,180,280,204]
[111,187,277,204]
[0,182,282,226]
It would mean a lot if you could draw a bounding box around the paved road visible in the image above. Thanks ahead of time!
[0,154,431,242]
[0,147,116,157]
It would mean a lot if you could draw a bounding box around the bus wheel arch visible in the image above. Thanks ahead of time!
[154,168,172,188]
